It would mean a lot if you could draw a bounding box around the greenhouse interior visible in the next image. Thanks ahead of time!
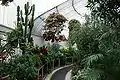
[0,0,120,80]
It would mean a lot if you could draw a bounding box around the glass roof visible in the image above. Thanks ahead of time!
[32,0,89,37]
[0,24,13,35]
[0,0,89,37]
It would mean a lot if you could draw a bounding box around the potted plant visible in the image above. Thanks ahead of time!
[43,13,67,42]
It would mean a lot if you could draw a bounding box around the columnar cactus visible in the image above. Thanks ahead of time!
[28,4,35,43]
[16,2,35,44]
[17,6,20,27]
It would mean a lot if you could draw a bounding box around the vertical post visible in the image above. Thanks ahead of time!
[53,60,54,69]
[58,58,60,67]
[65,57,67,65]
[47,62,48,72]
[49,61,51,71]
[42,66,44,79]
[37,69,39,80]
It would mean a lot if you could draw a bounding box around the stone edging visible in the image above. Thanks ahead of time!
[65,69,72,80]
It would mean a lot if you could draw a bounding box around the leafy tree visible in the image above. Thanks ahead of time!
[72,0,120,80]
[87,0,120,28]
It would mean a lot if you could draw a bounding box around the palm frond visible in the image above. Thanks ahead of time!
[82,54,104,67]
[73,68,104,80]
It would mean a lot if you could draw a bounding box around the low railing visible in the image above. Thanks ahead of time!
[37,56,76,80]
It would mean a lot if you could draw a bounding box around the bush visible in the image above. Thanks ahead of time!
[0,54,43,80]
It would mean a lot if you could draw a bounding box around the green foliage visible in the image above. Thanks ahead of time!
[70,19,120,80]
[82,54,104,67]
[0,54,42,80]
[69,19,101,60]
[7,27,23,48]
[60,46,75,57]
[0,43,74,79]
[8,55,37,80]
[68,19,81,45]
[86,0,120,28]
[28,54,42,68]
[46,44,61,60]
[0,61,9,77]
[7,2,35,51]
[72,68,104,80]
[71,0,120,79]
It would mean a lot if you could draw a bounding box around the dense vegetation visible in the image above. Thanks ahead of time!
[71,0,120,80]
[0,3,73,79]
[1,0,120,80]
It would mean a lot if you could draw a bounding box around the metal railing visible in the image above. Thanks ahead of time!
[37,56,76,80]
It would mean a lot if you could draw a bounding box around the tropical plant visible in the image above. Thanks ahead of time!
[68,19,81,45]
[86,0,120,28]
[60,46,75,57]
[0,54,43,80]
[8,54,38,80]
[46,44,61,60]
[71,0,120,80]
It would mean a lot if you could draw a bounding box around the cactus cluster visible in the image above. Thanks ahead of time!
[17,2,35,44]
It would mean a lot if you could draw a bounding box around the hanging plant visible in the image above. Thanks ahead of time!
[0,0,14,6]
[45,13,67,29]
[43,13,67,42]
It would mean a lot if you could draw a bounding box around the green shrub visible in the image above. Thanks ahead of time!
[70,1,120,79]
[0,54,43,80]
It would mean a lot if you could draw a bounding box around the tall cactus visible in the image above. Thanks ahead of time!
[24,2,29,42]
[17,6,20,27]
[28,4,35,42]
[16,2,35,44]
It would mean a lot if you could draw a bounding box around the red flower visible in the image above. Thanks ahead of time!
[40,52,43,56]
[45,48,48,52]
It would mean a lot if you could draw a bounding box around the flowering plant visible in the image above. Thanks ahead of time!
[39,46,48,56]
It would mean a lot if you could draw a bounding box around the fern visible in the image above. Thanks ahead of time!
[73,68,104,80]
[82,54,104,68]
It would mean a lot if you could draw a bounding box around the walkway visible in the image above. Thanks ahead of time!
[51,66,72,80]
